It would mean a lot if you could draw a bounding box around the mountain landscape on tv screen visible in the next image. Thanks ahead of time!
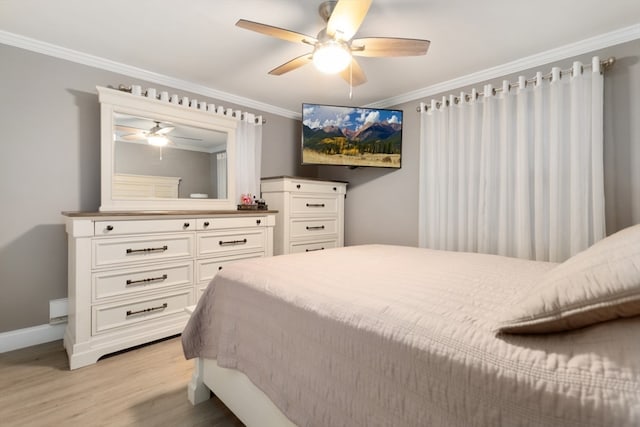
[302,120,402,168]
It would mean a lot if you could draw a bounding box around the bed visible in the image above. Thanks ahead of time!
[182,225,640,426]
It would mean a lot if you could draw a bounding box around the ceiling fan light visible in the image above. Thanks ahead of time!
[313,41,351,74]
[147,134,169,146]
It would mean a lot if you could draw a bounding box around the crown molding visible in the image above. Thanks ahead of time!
[2,23,639,117]
[366,23,640,109]
[0,30,300,120]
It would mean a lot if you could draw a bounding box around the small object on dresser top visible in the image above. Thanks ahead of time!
[189,193,208,199]
[237,203,268,210]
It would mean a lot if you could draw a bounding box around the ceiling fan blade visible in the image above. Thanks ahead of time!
[173,135,202,141]
[236,19,317,45]
[121,134,146,141]
[115,125,145,133]
[326,0,372,41]
[339,58,367,86]
[269,54,313,76]
[351,37,431,57]
[156,126,174,135]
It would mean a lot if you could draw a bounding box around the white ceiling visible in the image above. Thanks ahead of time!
[1,0,639,117]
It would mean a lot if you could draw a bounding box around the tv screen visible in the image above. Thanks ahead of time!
[301,103,402,169]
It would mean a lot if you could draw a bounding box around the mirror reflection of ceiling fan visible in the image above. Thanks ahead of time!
[236,0,430,86]
[116,121,202,147]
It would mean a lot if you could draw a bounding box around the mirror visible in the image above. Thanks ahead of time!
[113,113,228,199]
[98,86,237,211]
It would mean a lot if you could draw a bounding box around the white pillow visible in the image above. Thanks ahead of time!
[495,224,640,334]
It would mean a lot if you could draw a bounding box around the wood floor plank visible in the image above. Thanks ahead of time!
[0,336,244,427]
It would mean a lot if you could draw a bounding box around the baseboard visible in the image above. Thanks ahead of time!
[0,323,66,353]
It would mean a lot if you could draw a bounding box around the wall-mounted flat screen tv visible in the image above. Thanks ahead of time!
[301,103,402,169]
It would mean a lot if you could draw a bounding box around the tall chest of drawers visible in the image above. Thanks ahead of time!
[260,176,347,255]
[63,211,275,369]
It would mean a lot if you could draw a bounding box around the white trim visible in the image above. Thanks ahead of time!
[366,23,640,108]
[0,30,300,120]
[0,323,66,353]
[49,297,68,319]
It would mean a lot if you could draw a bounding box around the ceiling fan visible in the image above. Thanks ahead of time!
[117,121,175,146]
[236,0,430,86]
[116,121,203,147]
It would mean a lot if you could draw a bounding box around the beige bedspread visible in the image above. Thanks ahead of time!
[182,245,640,426]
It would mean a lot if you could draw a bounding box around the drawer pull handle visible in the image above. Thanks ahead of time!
[256,219,261,225]
[126,274,168,286]
[296,184,301,189]
[306,203,325,208]
[126,245,168,254]
[204,221,210,227]
[306,225,325,231]
[306,247,325,252]
[183,222,190,228]
[106,225,114,231]
[126,303,168,317]
[219,238,247,246]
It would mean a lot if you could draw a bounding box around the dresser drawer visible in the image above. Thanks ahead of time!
[262,179,345,194]
[197,216,267,230]
[197,229,265,257]
[289,240,338,254]
[92,290,191,335]
[291,195,338,216]
[93,233,194,269]
[93,261,193,301]
[95,219,195,236]
[290,218,337,239]
[196,252,264,284]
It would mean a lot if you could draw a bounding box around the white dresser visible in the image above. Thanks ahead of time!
[63,211,275,369]
[260,176,346,255]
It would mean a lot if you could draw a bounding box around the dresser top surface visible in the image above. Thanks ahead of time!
[62,210,277,219]
[261,175,348,184]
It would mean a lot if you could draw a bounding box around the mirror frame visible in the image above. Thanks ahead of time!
[98,86,237,211]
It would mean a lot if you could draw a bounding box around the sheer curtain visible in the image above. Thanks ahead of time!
[418,57,605,262]
[216,152,227,199]
[234,112,263,203]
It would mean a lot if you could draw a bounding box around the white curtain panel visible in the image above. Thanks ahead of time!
[234,112,263,204]
[216,152,227,199]
[419,57,605,262]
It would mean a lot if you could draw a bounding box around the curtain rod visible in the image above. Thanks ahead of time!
[416,56,615,112]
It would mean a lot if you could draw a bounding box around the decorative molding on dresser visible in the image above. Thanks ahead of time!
[260,176,347,255]
[62,210,275,369]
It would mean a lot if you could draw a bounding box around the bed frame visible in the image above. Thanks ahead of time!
[188,357,296,427]
[184,305,296,426]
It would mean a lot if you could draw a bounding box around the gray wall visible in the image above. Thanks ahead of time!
[0,44,300,333]
[115,142,218,198]
[2,38,639,334]
[318,39,640,247]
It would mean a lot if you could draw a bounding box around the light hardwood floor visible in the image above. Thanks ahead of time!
[0,336,244,427]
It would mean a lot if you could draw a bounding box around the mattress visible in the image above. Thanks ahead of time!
[182,244,640,426]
